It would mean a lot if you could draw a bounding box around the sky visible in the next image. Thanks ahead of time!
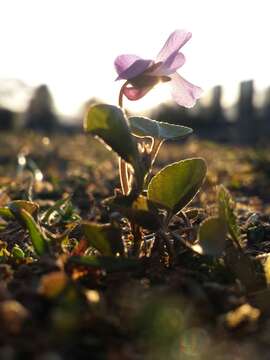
[1,0,270,115]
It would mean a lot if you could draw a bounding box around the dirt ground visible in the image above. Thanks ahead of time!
[1,131,270,359]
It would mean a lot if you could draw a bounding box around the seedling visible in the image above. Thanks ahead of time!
[83,30,211,265]
[0,31,233,271]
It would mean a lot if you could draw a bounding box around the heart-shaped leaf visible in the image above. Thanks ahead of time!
[148,158,207,216]
[68,256,141,272]
[129,116,193,141]
[197,216,227,256]
[84,104,141,174]
[81,222,124,256]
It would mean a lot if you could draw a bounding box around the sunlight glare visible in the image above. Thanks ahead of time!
[124,81,172,113]
[1,0,270,115]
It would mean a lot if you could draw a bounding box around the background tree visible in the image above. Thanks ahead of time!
[24,85,59,133]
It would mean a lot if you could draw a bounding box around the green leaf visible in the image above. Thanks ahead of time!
[12,245,25,259]
[129,116,193,141]
[0,201,38,222]
[84,104,141,174]
[42,197,70,224]
[106,194,161,230]
[68,256,141,272]
[0,207,14,221]
[128,195,161,230]
[148,158,207,216]
[19,210,48,256]
[218,185,241,243]
[8,203,48,256]
[225,243,261,292]
[81,222,124,256]
[198,217,227,256]
[217,187,262,291]
[41,197,80,225]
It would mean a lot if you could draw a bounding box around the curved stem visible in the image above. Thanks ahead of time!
[118,81,128,109]
[118,81,130,195]
[119,158,129,195]
[143,138,163,187]
[150,138,163,166]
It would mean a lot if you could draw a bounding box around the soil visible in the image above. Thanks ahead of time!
[0,131,270,359]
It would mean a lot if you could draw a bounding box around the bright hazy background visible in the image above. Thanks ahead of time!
[1,0,269,115]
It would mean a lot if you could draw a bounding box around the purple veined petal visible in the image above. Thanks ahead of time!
[114,54,141,75]
[156,30,192,63]
[170,73,203,108]
[163,52,186,72]
[151,53,186,76]
[122,84,153,101]
[114,54,153,80]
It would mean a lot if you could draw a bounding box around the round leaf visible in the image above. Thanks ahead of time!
[129,116,193,140]
[198,217,227,256]
[147,158,207,215]
[84,104,140,170]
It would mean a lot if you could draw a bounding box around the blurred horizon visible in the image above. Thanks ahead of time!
[1,0,270,115]
[0,76,268,116]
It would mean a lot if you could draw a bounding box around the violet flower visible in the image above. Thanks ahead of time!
[114,30,202,108]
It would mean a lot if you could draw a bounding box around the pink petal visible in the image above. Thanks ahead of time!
[156,30,192,63]
[170,73,202,108]
[123,85,152,101]
[151,53,185,76]
[114,54,153,80]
